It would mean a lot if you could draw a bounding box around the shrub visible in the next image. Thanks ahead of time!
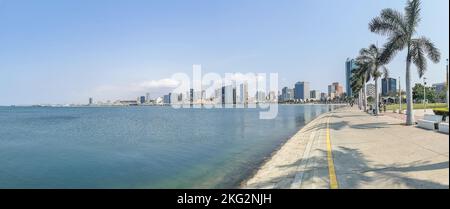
[433,108,449,117]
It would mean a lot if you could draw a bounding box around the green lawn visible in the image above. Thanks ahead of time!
[385,103,447,111]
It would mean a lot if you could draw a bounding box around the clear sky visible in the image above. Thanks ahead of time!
[0,0,448,105]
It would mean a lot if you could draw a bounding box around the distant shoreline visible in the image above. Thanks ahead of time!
[4,103,347,108]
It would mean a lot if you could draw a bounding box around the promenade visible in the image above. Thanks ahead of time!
[243,107,449,189]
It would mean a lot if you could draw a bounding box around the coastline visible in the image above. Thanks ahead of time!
[239,107,339,188]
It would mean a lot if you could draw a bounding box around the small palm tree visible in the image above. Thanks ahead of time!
[350,67,365,110]
[357,45,389,115]
[369,0,441,125]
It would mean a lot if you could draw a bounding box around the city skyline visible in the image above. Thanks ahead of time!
[0,0,448,105]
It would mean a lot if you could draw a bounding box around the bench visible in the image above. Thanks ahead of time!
[438,117,449,134]
[417,115,443,130]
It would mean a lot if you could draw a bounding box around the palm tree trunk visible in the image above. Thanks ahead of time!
[359,89,362,110]
[363,76,367,112]
[375,78,380,115]
[406,58,415,125]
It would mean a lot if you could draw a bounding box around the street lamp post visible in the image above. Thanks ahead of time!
[399,77,402,114]
[446,59,449,109]
[423,77,427,112]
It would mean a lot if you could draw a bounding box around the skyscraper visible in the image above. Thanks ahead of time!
[294,82,310,100]
[88,98,93,105]
[163,94,171,104]
[222,85,234,104]
[240,83,249,104]
[382,78,397,96]
[346,58,357,97]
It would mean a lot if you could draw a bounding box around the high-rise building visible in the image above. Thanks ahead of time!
[294,82,310,100]
[222,85,235,104]
[310,90,320,100]
[268,91,277,102]
[189,89,194,104]
[382,78,397,96]
[320,92,328,101]
[346,58,357,97]
[256,91,266,102]
[333,82,344,97]
[88,98,93,105]
[282,87,295,102]
[146,93,150,103]
[139,96,146,104]
[163,94,171,104]
[239,83,249,104]
[328,85,335,96]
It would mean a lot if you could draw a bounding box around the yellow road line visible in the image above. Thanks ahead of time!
[326,116,339,189]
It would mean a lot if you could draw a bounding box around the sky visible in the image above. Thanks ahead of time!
[0,0,448,105]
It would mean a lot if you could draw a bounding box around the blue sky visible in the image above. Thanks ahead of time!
[0,0,448,105]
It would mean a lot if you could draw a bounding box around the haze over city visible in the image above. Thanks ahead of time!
[0,0,448,105]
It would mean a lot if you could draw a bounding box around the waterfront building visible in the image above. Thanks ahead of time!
[239,83,249,104]
[333,82,344,98]
[294,82,310,100]
[189,89,194,104]
[139,96,146,104]
[328,82,343,98]
[310,90,320,101]
[215,88,223,104]
[163,94,171,104]
[222,85,235,104]
[256,91,266,102]
[146,93,150,103]
[346,58,357,97]
[119,100,138,106]
[382,78,397,96]
[281,87,295,102]
[320,92,328,101]
[88,97,93,105]
[268,91,277,102]
[328,85,335,97]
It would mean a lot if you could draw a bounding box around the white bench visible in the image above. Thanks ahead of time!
[438,117,449,134]
[417,115,443,130]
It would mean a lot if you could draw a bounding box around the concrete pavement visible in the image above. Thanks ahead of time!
[243,107,449,189]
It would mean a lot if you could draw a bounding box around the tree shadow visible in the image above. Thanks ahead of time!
[302,121,350,133]
[245,146,449,189]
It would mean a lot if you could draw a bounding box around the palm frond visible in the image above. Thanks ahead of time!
[381,66,389,79]
[370,8,405,35]
[405,0,421,34]
[380,33,407,64]
[411,39,427,78]
[418,36,441,63]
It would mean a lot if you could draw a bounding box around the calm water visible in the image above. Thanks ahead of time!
[0,105,338,188]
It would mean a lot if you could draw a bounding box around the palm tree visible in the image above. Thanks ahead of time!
[350,65,367,110]
[356,45,389,115]
[369,0,441,125]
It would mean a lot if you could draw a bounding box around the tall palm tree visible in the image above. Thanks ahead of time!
[353,60,372,112]
[357,45,389,115]
[369,0,441,125]
[350,65,367,110]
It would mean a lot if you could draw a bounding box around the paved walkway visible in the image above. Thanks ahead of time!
[243,107,449,189]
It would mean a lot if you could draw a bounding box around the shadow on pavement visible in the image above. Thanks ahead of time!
[247,146,449,189]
